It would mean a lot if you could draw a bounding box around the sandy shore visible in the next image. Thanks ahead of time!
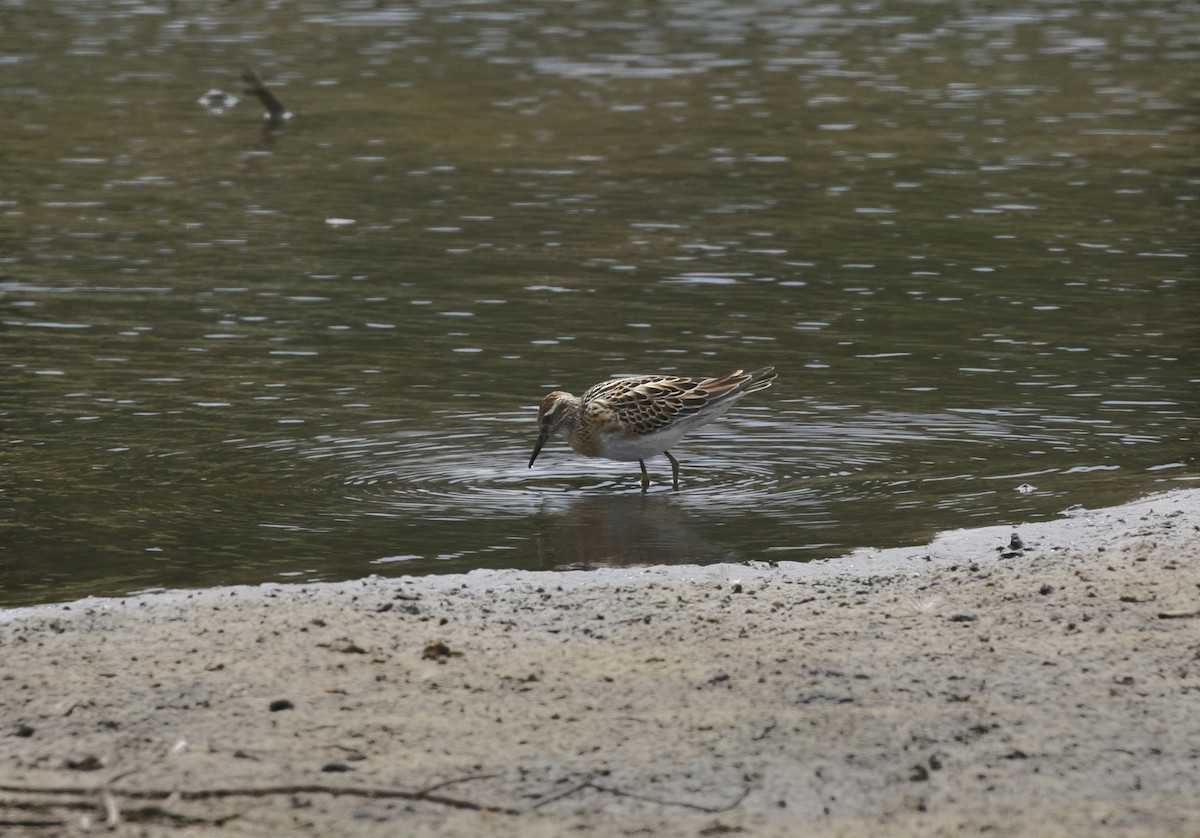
[2,488,1198,836]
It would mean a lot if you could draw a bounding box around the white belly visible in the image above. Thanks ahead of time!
[577,411,728,462]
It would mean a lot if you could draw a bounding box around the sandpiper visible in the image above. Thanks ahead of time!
[528,367,777,490]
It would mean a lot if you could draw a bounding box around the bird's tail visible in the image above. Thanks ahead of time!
[705,366,777,397]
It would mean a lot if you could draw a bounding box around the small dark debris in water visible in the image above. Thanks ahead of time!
[731,583,743,594]
[422,641,457,661]
[269,698,294,712]
[1003,749,1029,760]
[948,614,977,623]
[909,763,930,782]
[14,723,35,738]
[1039,584,1054,595]
[928,754,943,771]
[242,68,288,126]
[321,762,353,773]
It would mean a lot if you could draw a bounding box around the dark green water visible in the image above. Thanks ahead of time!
[3,0,1197,606]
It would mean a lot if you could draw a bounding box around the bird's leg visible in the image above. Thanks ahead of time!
[638,459,651,492]
[665,451,681,490]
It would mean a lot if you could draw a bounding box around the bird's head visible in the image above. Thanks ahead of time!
[529,391,577,468]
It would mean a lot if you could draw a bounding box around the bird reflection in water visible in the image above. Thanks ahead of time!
[532,495,739,570]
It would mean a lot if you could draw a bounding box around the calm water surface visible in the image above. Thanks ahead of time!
[3,0,1197,606]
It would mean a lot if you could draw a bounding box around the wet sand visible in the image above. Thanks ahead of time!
[2,488,1198,836]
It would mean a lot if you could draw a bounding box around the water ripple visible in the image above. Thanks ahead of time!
[267,406,1109,533]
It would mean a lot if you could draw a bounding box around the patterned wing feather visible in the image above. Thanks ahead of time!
[583,368,776,436]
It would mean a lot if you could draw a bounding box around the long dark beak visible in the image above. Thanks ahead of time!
[528,428,549,468]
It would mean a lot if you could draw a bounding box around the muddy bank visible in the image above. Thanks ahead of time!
[2,489,1198,836]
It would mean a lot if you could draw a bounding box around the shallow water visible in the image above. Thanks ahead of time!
[3,0,1198,606]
